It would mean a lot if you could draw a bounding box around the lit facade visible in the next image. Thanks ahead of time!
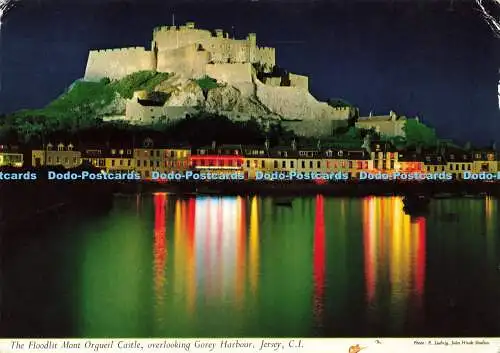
[0,145,23,167]
[32,143,81,169]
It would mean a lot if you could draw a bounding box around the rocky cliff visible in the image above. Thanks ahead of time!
[99,72,352,136]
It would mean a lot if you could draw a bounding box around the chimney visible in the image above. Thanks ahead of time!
[389,110,397,121]
[212,140,216,149]
[291,139,297,151]
[264,138,269,150]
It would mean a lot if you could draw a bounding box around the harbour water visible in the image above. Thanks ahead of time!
[2,194,500,337]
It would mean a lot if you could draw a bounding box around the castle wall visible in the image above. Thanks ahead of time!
[263,77,282,86]
[355,120,407,137]
[125,98,196,124]
[289,73,308,90]
[156,44,210,78]
[205,63,253,83]
[256,47,275,71]
[254,77,351,136]
[152,27,213,51]
[152,25,275,67]
[84,47,155,81]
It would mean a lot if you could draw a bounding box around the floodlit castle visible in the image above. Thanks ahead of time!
[83,21,356,136]
[85,21,287,84]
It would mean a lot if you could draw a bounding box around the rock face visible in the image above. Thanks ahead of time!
[105,73,351,136]
[164,80,205,107]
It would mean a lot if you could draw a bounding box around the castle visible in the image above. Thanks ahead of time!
[83,21,358,136]
[84,21,308,89]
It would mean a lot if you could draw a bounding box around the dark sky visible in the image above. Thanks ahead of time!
[0,0,498,144]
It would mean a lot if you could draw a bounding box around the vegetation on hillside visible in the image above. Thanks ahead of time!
[195,76,220,90]
[403,119,438,147]
[14,71,169,121]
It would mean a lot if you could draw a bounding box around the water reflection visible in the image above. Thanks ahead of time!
[362,197,427,330]
[153,193,167,326]
[54,195,499,337]
[249,196,260,296]
[313,195,325,325]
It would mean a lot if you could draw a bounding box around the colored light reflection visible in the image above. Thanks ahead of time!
[153,193,167,324]
[194,197,248,306]
[313,194,325,323]
[485,196,497,265]
[362,197,427,313]
[236,196,247,306]
[249,196,260,295]
[186,198,196,313]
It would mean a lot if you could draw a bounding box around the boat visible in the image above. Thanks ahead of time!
[195,186,222,195]
[274,197,293,207]
[433,193,454,199]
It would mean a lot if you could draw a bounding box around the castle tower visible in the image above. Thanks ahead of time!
[186,21,195,29]
[248,33,257,63]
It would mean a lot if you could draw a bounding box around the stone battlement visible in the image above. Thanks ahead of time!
[91,47,149,53]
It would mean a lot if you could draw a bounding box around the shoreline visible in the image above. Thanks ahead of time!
[122,180,500,197]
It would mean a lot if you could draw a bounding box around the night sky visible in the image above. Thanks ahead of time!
[0,0,498,144]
